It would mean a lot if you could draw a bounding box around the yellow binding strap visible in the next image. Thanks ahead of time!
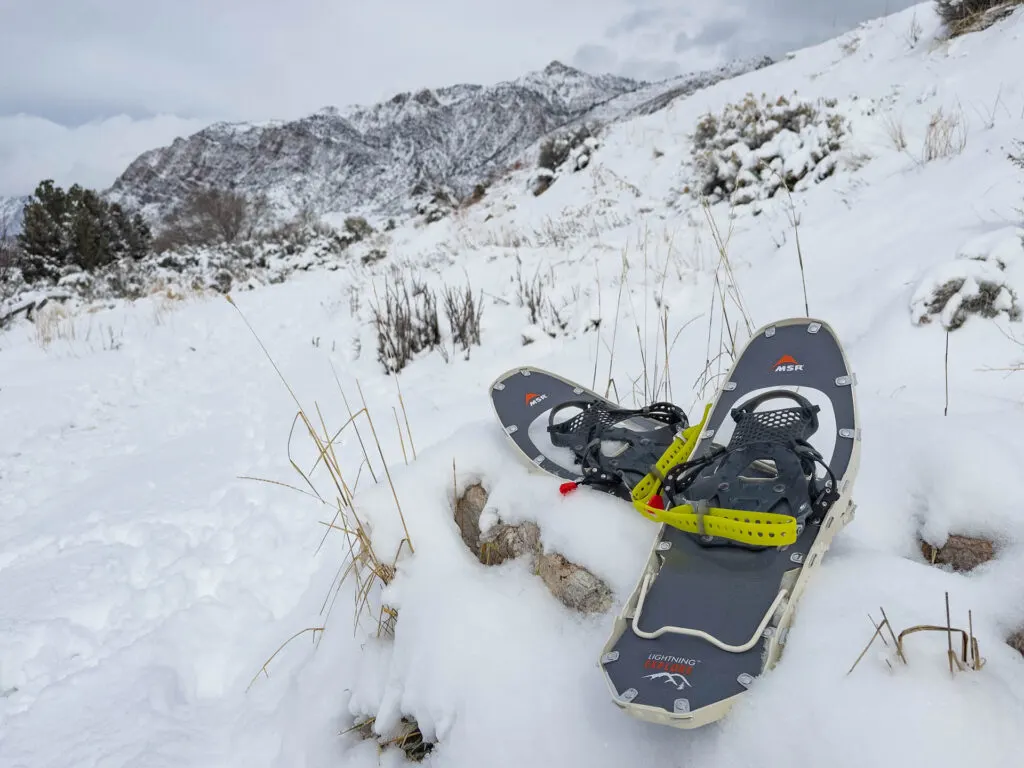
[629,401,798,547]
[630,402,711,515]
[636,502,798,546]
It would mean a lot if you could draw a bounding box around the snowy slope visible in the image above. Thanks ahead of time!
[3,4,1024,768]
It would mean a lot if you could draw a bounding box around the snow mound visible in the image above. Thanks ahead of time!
[911,227,1024,329]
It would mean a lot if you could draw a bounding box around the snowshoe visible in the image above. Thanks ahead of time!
[598,317,860,729]
[489,366,704,497]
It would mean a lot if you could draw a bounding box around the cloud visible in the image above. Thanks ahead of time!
[572,0,921,82]
[0,114,208,197]
[0,0,626,126]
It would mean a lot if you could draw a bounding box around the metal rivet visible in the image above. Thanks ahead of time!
[601,651,619,664]
[765,327,776,337]
[737,673,755,688]
[790,552,805,564]
[673,698,690,713]
[808,323,821,334]
[620,688,638,702]
[657,541,672,551]
[505,425,518,434]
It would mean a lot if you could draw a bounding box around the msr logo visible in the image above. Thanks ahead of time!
[772,354,804,373]
[525,392,548,407]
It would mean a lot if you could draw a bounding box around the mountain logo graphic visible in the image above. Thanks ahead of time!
[772,354,804,373]
[644,672,692,691]
[525,392,548,406]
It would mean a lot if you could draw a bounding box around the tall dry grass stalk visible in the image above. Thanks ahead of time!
[226,295,415,690]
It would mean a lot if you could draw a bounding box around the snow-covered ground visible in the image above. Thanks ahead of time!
[3,4,1024,767]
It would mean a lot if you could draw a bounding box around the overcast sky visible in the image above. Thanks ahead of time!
[0,0,918,197]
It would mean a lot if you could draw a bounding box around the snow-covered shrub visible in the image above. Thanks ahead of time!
[372,270,443,374]
[153,187,267,252]
[412,187,457,224]
[688,93,847,207]
[911,228,1024,330]
[343,215,374,241]
[514,260,570,341]
[532,124,600,195]
[934,0,1022,37]
[441,282,484,358]
[1011,140,1024,171]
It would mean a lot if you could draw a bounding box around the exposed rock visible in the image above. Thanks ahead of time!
[481,520,542,566]
[537,552,614,614]
[453,482,488,553]
[453,483,613,613]
[920,534,996,573]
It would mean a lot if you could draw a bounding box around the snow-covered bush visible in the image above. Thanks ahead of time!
[412,187,457,224]
[513,259,571,341]
[911,228,1023,330]
[688,93,847,207]
[442,282,484,359]
[934,0,1022,36]
[343,215,374,242]
[371,271,443,374]
[1011,140,1024,171]
[532,124,600,195]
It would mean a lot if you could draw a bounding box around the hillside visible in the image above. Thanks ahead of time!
[1,4,1024,768]
[104,58,771,223]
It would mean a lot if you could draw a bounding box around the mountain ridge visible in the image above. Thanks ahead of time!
[106,56,774,224]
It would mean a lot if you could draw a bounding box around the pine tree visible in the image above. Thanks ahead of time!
[17,180,70,282]
[16,180,153,283]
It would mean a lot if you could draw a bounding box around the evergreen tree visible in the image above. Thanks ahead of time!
[15,180,153,283]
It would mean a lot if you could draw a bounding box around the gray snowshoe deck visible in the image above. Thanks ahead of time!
[600,318,860,729]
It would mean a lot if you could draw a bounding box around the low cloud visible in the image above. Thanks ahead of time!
[0,114,208,197]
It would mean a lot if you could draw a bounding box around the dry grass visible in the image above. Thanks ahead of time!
[922,105,968,162]
[847,592,985,676]
[226,295,414,691]
[32,302,77,348]
[882,113,909,152]
[881,105,968,166]
[937,0,1022,38]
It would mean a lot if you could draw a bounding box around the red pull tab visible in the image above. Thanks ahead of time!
[559,481,579,495]
[647,494,665,510]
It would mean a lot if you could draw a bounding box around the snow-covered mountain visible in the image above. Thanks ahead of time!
[106,57,772,222]
[0,194,26,235]
[3,4,1024,768]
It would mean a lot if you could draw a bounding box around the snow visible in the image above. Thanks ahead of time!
[4,3,1024,767]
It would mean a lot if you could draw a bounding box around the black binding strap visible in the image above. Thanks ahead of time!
[547,400,688,498]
